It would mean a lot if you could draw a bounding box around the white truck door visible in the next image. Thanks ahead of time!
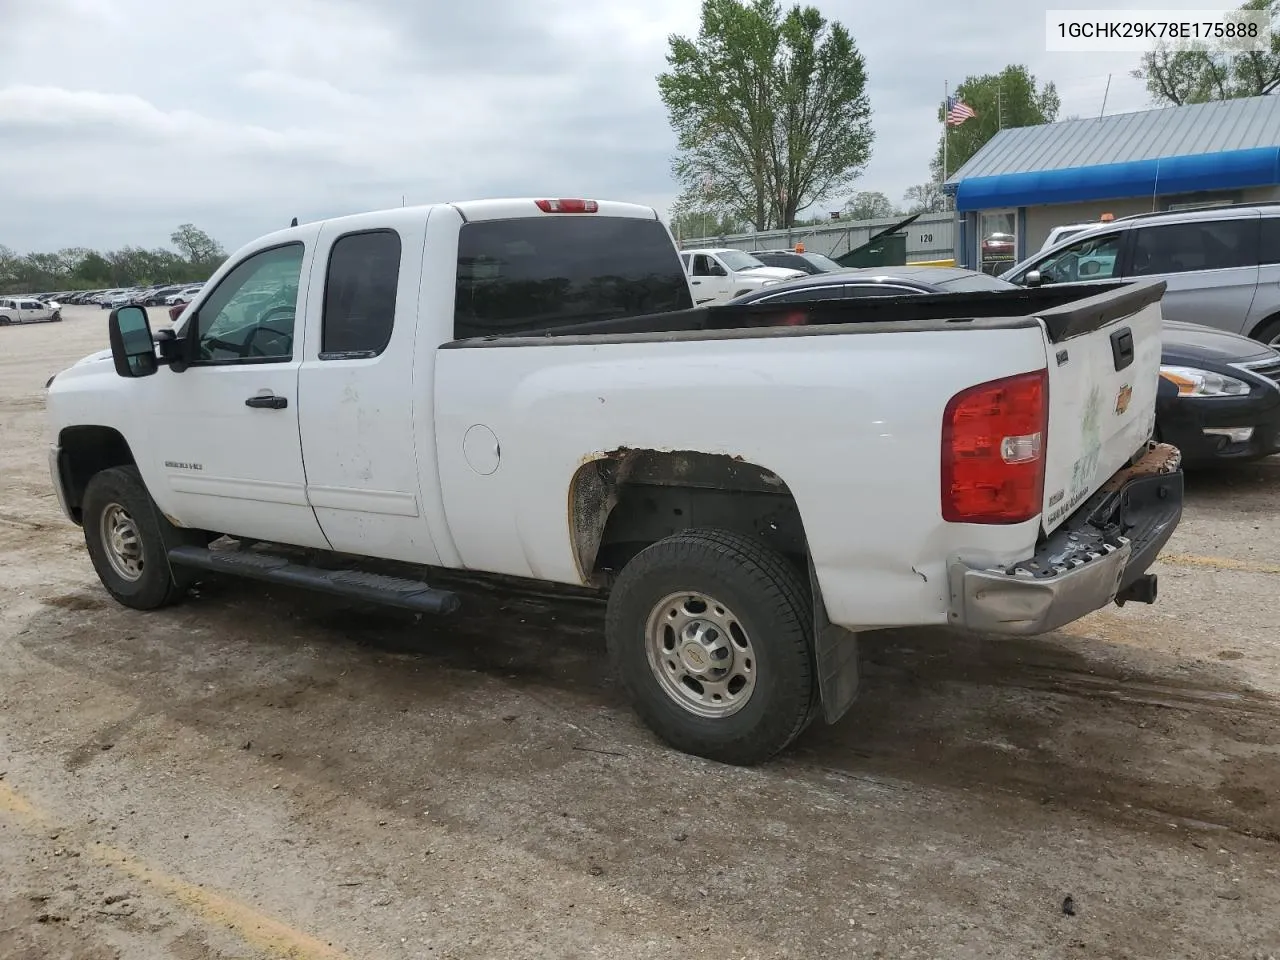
[143,237,330,549]
[690,254,730,304]
[295,213,442,565]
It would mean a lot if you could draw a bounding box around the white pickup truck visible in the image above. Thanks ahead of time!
[678,247,806,304]
[45,197,1183,765]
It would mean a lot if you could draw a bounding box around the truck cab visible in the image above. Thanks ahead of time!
[678,248,805,304]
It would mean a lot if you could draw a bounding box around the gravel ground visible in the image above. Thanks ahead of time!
[2,305,1278,960]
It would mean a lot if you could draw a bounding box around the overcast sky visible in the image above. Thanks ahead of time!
[0,0,1225,254]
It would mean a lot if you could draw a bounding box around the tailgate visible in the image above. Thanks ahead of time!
[1038,281,1165,535]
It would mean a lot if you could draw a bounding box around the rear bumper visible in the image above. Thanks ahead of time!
[947,442,1183,635]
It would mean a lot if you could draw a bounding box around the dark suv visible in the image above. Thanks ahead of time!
[751,249,847,275]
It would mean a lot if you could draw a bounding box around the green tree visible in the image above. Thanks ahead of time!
[933,65,1060,180]
[170,223,227,273]
[670,207,748,240]
[902,182,949,214]
[1131,0,1280,104]
[658,0,874,231]
[843,191,898,220]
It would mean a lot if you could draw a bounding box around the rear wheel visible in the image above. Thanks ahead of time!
[82,466,201,610]
[606,528,815,765]
[0,315,10,325]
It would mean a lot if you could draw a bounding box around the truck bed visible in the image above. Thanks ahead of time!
[448,280,1166,347]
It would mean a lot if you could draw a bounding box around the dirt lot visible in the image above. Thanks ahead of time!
[2,305,1279,960]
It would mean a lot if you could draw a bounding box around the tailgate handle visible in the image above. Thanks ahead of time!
[1110,327,1134,371]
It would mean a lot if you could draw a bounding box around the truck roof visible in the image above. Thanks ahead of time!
[259,198,659,244]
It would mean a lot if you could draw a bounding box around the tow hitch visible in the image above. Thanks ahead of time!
[1115,573,1158,606]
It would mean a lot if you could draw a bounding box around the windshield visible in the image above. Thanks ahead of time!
[718,250,767,271]
[802,253,844,271]
[936,273,1019,292]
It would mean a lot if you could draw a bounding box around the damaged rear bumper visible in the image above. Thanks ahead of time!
[947,442,1183,636]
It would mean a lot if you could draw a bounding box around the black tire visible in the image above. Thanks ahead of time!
[1251,315,1280,348]
[0,316,10,325]
[606,528,816,766]
[82,465,201,610]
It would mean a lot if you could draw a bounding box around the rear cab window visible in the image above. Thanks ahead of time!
[454,217,692,339]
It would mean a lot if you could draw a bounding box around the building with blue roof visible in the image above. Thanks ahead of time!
[943,95,1280,274]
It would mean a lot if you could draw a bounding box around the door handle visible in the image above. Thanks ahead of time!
[245,394,287,409]
[691,280,702,285]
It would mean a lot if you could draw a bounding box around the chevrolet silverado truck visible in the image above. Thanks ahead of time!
[45,197,1183,765]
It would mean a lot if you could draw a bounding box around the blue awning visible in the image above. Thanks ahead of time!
[953,146,1280,212]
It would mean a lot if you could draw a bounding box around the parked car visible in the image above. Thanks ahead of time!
[165,284,204,306]
[750,249,849,275]
[677,248,805,304]
[145,285,184,306]
[1039,220,1110,252]
[46,197,1181,766]
[0,296,62,324]
[732,267,1280,466]
[1002,202,1280,346]
[982,232,1015,258]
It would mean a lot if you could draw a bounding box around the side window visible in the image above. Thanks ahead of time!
[1261,217,1280,264]
[680,253,692,272]
[1034,232,1121,284]
[759,285,848,303]
[194,243,305,364]
[1129,218,1258,276]
[843,284,918,298]
[321,230,401,358]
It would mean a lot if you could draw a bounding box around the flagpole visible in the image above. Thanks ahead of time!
[942,81,949,187]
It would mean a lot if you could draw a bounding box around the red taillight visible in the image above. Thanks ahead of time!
[941,369,1048,524]
[535,198,598,213]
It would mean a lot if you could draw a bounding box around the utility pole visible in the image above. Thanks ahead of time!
[1100,74,1112,117]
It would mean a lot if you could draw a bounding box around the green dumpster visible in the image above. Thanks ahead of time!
[836,231,907,268]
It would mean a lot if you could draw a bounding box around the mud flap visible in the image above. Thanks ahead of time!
[809,557,860,725]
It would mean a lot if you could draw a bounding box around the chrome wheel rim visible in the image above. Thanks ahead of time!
[99,502,144,582]
[644,591,757,718]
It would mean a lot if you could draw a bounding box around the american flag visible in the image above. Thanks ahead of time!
[946,95,976,126]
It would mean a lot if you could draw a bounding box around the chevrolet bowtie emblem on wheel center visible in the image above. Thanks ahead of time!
[1115,384,1133,415]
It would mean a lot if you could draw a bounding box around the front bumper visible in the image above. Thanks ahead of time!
[948,442,1183,635]
[1156,387,1280,465]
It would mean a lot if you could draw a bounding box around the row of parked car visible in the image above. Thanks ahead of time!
[23,283,205,311]
[682,201,1280,468]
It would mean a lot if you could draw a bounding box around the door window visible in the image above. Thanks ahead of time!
[321,230,401,358]
[693,254,725,277]
[194,243,305,364]
[1033,232,1122,284]
[1129,218,1259,275]
[1260,216,1280,264]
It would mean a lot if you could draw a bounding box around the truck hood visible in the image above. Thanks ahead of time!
[740,266,808,282]
[75,348,113,366]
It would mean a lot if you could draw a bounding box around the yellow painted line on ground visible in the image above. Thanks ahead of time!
[1160,553,1280,575]
[0,780,351,960]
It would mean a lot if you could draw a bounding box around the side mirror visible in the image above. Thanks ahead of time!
[1024,269,1044,288]
[108,306,158,378]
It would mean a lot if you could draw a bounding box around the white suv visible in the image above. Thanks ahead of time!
[678,248,805,304]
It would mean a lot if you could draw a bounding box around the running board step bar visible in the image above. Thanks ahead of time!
[166,546,460,614]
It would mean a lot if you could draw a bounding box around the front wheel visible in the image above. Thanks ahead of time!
[606,529,816,765]
[82,465,199,610]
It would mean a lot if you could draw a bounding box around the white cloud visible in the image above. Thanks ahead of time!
[1,0,1207,253]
